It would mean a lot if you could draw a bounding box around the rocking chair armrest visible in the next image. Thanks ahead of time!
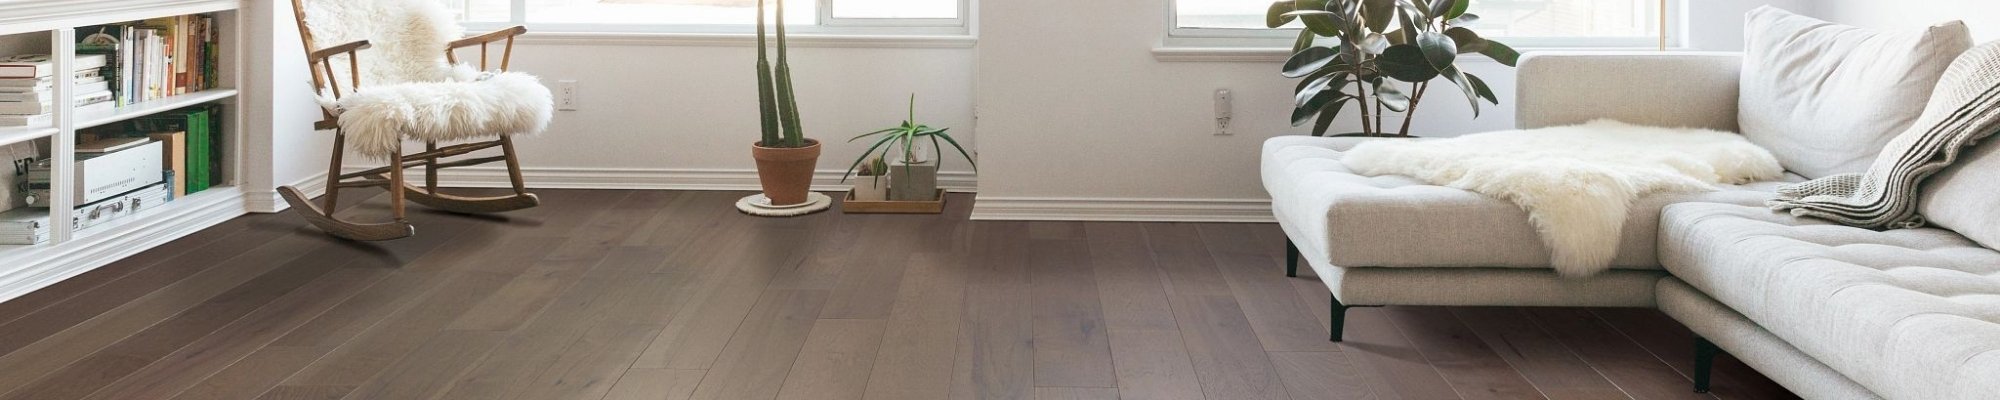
[448,26,528,49]
[308,39,373,64]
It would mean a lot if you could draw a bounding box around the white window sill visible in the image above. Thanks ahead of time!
[512,31,977,49]
[1152,46,1699,63]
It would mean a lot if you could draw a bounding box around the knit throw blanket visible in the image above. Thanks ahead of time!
[1770,42,2000,229]
[1342,120,1784,276]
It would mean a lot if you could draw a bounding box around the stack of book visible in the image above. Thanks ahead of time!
[0,54,115,127]
[77,14,220,107]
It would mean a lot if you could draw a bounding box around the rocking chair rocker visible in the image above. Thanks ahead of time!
[279,0,552,241]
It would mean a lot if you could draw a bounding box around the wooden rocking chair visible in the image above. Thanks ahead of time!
[278,0,542,241]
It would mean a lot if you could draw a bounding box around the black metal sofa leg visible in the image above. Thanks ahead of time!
[1329,295,1349,342]
[1285,240,1300,278]
[1694,336,1721,393]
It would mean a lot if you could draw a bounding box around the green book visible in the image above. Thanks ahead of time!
[129,105,216,194]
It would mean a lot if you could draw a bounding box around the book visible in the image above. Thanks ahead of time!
[0,103,111,126]
[0,54,110,79]
[146,131,186,197]
[0,87,112,103]
[0,90,116,115]
[130,106,214,193]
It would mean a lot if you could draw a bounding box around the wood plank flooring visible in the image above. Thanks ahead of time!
[0,189,1799,400]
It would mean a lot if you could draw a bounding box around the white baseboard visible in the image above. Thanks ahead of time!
[340,166,978,193]
[970,197,1275,223]
[0,187,250,303]
[245,173,329,213]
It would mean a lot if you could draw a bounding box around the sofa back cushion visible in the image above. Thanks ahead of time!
[1739,6,1971,178]
[1921,136,2000,249]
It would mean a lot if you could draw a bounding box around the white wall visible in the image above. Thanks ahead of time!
[249,0,335,211]
[492,41,978,189]
[967,0,1808,220]
[1811,0,1999,42]
[262,0,1859,221]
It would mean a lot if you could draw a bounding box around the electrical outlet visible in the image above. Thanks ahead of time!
[557,80,579,111]
[1213,89,1233,136]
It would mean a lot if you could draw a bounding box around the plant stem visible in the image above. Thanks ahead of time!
[1374,89,1385,135]
[1357,81,1375,135]
[1399,82,1429,136]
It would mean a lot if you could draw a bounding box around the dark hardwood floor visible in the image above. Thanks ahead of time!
[0,189,1797,400]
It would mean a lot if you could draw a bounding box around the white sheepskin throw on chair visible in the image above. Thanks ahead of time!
[1341,119,1783,276]
[303,0,554,158]
[339,66,554,158]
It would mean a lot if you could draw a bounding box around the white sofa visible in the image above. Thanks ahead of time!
[1261,51,2000,399]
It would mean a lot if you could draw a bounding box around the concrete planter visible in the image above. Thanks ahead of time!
[889,160,939,201]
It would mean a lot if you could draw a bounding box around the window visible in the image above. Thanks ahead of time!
[447,0,966,35]
[1172,0,1677,48]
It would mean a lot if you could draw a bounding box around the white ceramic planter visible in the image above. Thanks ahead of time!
[852,176,891,201]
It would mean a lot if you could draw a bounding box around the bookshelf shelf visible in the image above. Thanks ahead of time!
[76,89,236,129]
[0,124,54,147]
[0,1,252,304]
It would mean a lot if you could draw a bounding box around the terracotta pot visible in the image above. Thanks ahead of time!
[751,139,822,206]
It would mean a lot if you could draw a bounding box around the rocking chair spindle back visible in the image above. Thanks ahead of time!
[277,0,542,241]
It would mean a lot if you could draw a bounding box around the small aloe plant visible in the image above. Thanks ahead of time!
[756,0,807,148]
[842,94,976,182]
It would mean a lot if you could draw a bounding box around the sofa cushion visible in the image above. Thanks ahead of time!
[1739,6,1971,178]
[1262,136,1791,269]
[1921,134,2000,249]
[1659,203,2000,400]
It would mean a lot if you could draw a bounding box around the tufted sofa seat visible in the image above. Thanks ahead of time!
[1264,136,1793,270]
[1657,203,2000,400]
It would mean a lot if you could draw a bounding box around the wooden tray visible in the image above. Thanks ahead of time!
[842,189,946,214]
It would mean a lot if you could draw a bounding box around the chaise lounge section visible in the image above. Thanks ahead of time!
[1263,17,1999,398]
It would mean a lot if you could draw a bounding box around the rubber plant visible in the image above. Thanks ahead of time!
[1271,0,1521,137]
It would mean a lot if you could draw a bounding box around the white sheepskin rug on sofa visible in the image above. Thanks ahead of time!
[1341,119,1783,276]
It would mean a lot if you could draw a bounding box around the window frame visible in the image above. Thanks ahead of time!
[453,0,971,36]
[1163,0,1684,50]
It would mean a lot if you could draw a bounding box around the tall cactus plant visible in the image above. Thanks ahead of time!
[757,0,807,148]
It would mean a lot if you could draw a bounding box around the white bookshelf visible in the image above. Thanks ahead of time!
[0,0,250,303]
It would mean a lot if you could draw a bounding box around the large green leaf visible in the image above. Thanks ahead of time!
[1360,0,1396,32]
[1282,46,1339,78]
[1395,3,1422,43]
[1293,87,1347,126]
[1358,33,1390,54]
[1443,27,1486,53]
[1292,28,1317,53]
[1289,10,1347,37]
[1295,72,1351,106]
[1295,67,1339,92]
[1377,44,1438,82]
[1374,81,1410,112]
[1465,72,1498,104]
[1311,97,1352,136]
[1442,0,1469,19]
[1267,1,1297,28]
[1479,40,1521,66]
[1427,0,1454,20]
[1445,13,1478,28]
[1416,31,1456,70]
[1383,28,1409,44]
[1443,66,1480,116]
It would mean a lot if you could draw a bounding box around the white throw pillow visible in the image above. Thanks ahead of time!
[1739,6,1971,178]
